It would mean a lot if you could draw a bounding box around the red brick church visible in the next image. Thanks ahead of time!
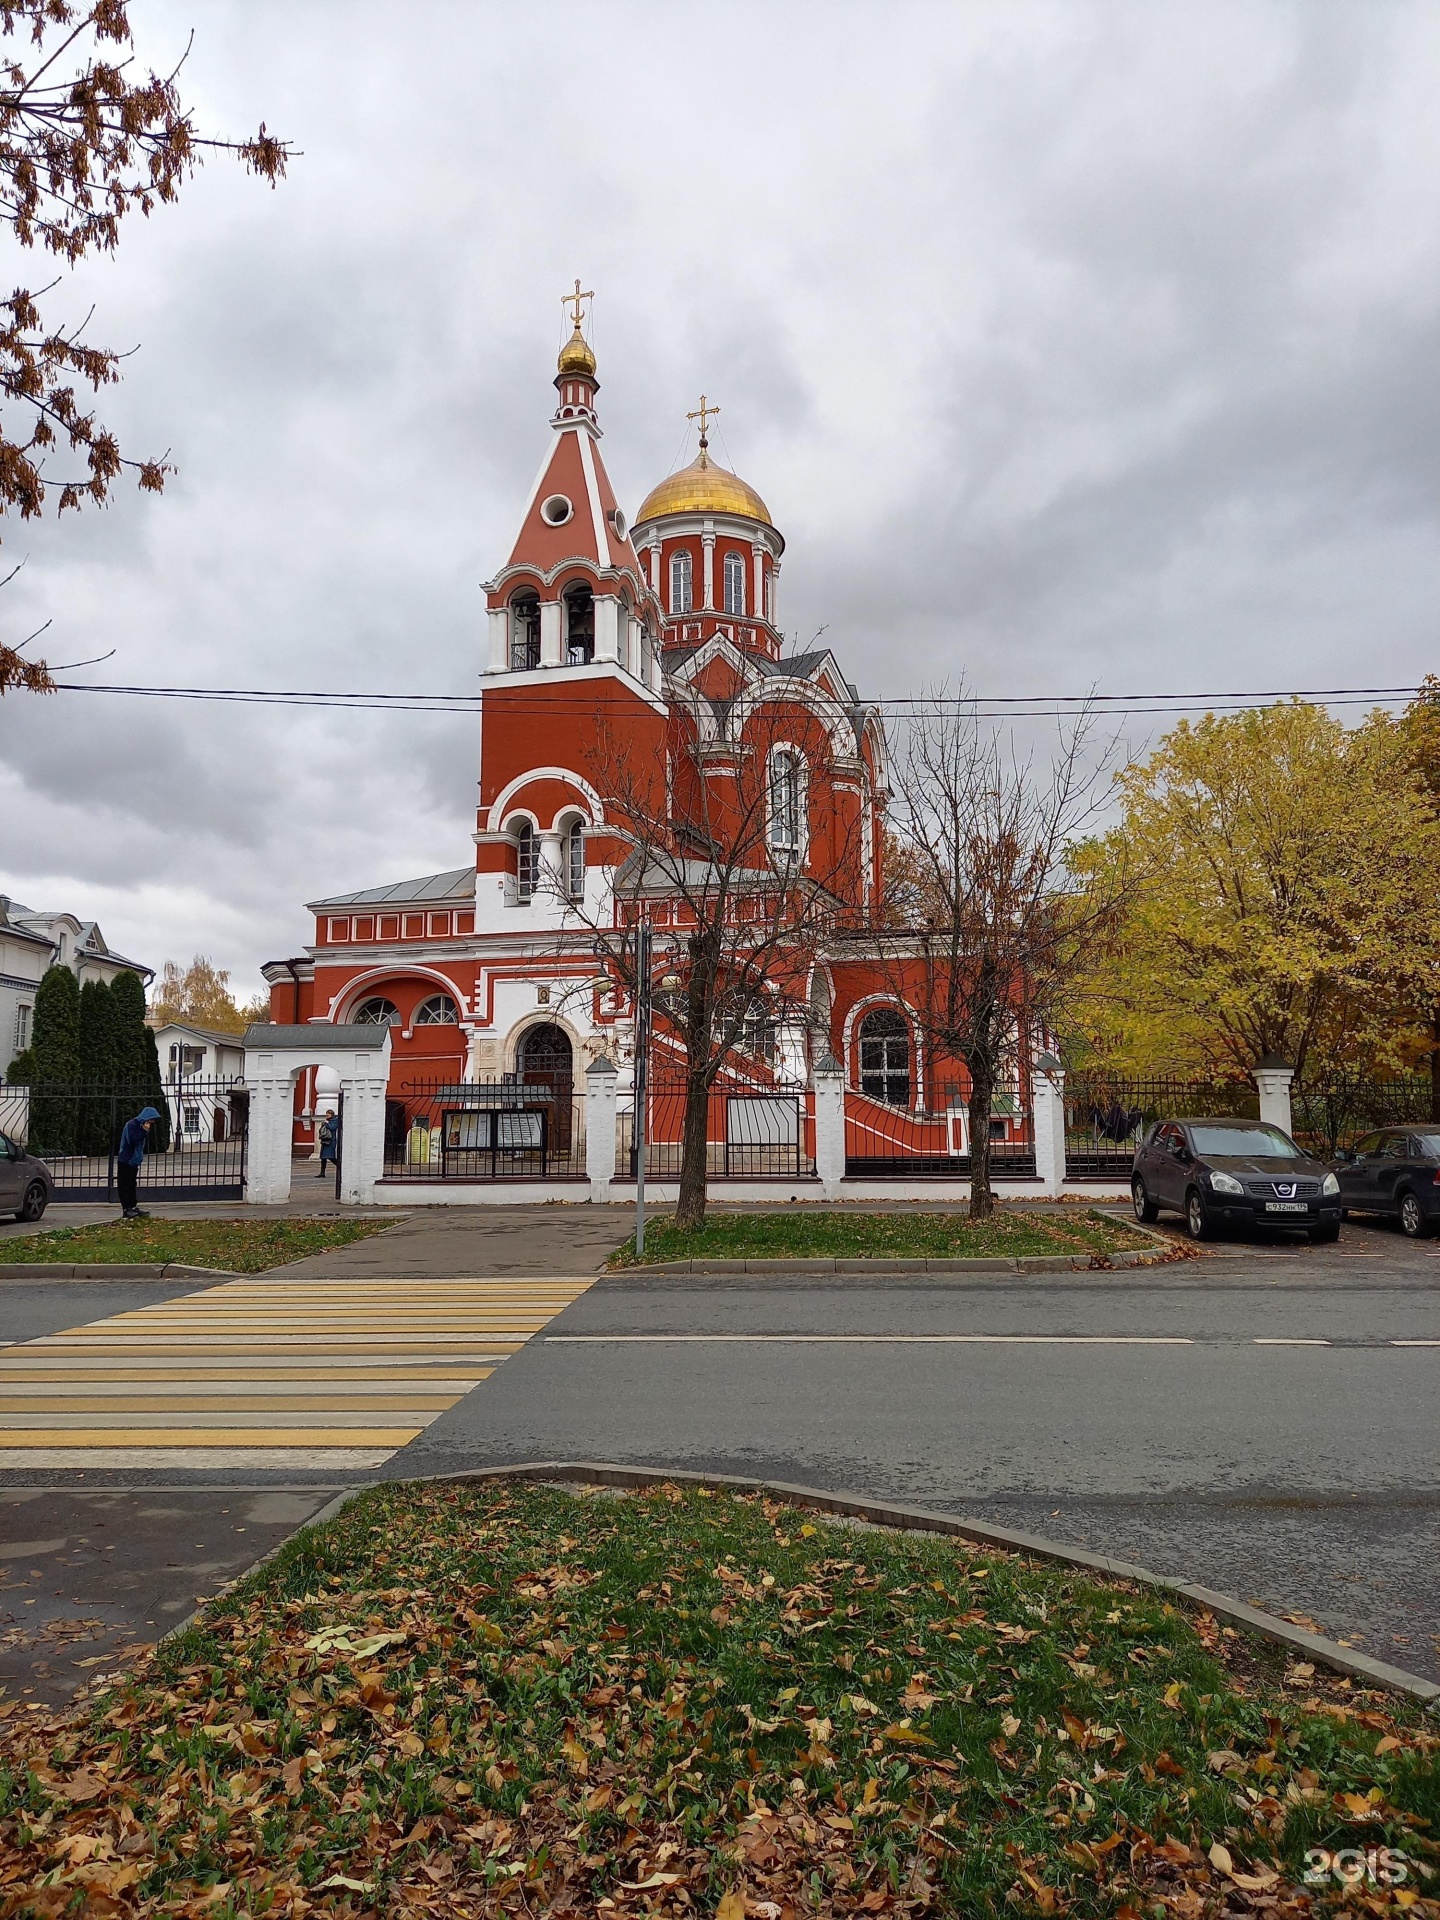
[262,295,1018,1176]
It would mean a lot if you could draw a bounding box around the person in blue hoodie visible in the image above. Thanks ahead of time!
[116,1106,161,1219]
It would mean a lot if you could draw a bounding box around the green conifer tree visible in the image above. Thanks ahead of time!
[29,965,81,1154]
[77,978,119,1154]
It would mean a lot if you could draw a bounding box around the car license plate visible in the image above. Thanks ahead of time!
[1265,1201,1308,1213]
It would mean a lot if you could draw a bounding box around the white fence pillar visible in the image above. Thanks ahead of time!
[813,1054,845,1199]
[1031,1053,1067,1196]
[337,1064,389,1204]
[586,1056,618,1201]
[246,1059,299,1205]
[1254,1056,1295,1138]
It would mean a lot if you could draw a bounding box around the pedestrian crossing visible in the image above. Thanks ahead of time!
[0,1276,594,1468]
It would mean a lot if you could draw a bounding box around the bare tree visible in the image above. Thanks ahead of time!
[879,688,1132,1220]
[570,699,864,1231]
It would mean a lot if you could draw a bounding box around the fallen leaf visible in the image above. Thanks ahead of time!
[621,1872,684,1891]
[1208,1842,1234,1876]
[716,1894,745,1920]
[318,1874,374,1893]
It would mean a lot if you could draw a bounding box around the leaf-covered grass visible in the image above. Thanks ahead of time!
[0,1216,394,1272]
[608,1208,1157,1268]
[1,1481,1434,1918]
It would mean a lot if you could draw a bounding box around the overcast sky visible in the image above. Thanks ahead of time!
[1,0,1437,998]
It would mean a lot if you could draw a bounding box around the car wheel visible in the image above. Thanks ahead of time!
[1399,1191,1428,1239]
[1339,1207,1350,1221]
[1185,1188,1212,1240]
[1131,1177,1159,1224]
[1309,1222,1340,1244]
[16,1180,47,1223]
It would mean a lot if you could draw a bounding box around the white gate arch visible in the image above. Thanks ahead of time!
[243,1023,393,1205]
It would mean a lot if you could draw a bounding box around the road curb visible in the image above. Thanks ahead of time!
[158,1463,1440,1706]
[610,1248,1170,1275]
[0,1261,240,1280]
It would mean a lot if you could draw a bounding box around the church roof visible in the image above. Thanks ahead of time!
[306,868,475,911]
[634,448,773,530]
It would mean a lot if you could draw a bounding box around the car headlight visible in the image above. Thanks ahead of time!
[1209,1171,1244,1195]
[1322,1172,1340,1197]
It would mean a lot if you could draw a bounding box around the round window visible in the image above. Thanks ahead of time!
[610,506,628,540]
[352,996,400,1026]
[541,493,574,526]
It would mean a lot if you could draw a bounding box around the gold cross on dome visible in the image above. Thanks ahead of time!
[687,393,720,447]
[564,279,594,329]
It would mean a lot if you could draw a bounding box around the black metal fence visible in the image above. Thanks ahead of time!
[384,1078,586,1180]
[618,1079,813,1180]
[1063,1075,1257,1175]
[0,1078,249,1200]
[1292,1075,1437,1158]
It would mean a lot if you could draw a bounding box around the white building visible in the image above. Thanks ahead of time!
[151,1021,247,1143]
[0,896,153,1073]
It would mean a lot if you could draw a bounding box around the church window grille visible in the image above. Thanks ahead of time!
[415,993,460,1025]
[566,820,586,900]
[510,592,541,670]
[514,821,538,903]
[859,1007,911,1109]
[741,1007,777,1062]
[768,748,802,858]
[723,550,746,615]
[354,996,401,1027]
[564,582,594,663]
[670,548,693,614]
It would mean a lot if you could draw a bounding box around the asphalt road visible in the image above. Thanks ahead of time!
[387,1230,1440,1683]
[3,1214,1437,1701]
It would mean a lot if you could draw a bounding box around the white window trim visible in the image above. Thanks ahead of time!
[766,742,808,862]
[670,548,693,615]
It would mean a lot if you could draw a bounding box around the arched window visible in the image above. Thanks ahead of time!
[353,996,401,1026]
[565,819,586,901]
[509,591,540,671]
[564,581,594,664]
[768,747,802,857]
[514,821,538,903]
[414,993,460,1025]
[859,1008,911,1108]
[669,548,693,614]
[723,550,746,615]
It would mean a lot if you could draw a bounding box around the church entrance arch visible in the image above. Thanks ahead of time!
[516,1022,574,1151]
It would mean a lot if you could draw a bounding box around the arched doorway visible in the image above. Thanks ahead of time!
[517,1023,574,1150]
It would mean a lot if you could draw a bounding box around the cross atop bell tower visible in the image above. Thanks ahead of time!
[554,278,599,430]
[686,393,720,453]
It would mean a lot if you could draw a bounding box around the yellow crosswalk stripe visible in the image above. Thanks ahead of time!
[0,1275,591,1467]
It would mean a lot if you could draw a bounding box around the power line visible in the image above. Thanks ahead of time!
[46,679,1428,722]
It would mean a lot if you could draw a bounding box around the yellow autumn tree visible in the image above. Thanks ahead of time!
[1066,702,1440,1081]
[149,956,255,1035]
[1397,675,1440,1116]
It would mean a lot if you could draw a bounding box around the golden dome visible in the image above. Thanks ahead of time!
[557,322,597,378]
[634,448,772,527]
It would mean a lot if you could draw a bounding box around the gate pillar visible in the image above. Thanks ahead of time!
[1031,1053,1067,1196]
[1253,1055,1295,1138]
[243,1024,393,1206]
[585,1055,618,1201]
[812,1053,845,1199]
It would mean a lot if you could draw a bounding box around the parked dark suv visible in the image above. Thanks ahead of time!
[1332,1127,1440,1238]
[1131,1117,1342,1242]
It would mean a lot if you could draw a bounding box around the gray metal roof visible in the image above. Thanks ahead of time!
[306,867,475,911]
[242,1023,394,1049]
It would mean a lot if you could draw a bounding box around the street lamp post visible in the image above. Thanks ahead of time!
[633,919,652,1259]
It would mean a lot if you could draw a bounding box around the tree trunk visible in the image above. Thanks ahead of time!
[1431,1004,1440,1126]
[675,1070,710,1231]
[967,1058,995,1222]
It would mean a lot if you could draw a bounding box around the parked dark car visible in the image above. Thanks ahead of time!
[1131,1116,1342,1242]
[0,1129,52,1222]
[1332,1127,1440,1238]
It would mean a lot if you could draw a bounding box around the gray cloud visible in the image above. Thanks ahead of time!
[1,0,1437,991]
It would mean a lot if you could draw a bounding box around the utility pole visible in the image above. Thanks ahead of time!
[633,918,651,1258]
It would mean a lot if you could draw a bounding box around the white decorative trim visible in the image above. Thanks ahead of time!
[841,993,926,1113]
[484,765,606,832]
[576,430,612,570]
[326,962,477,1022]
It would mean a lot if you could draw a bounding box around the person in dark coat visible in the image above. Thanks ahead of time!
[116,1105,161,1218]
[318,1108,340,1177]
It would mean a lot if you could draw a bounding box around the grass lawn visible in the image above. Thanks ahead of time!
[0,1216,394,1273]
[608,1208,1158,1268]
[2,1482,1434,1918]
